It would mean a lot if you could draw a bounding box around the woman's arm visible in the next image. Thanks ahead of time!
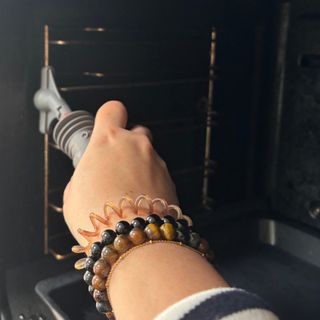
[108,242,228,320]
[63,101,277,320]
[63,101,228,319]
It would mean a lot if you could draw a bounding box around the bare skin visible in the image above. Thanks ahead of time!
[63,101,228,320]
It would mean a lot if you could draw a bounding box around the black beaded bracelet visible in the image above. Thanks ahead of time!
[73,212,214,319]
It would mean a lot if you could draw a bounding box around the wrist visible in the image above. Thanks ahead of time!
[108,242,228,320]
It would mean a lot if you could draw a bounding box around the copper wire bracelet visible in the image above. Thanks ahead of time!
[71,195,193,256]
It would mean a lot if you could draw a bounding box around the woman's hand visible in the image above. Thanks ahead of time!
[63,101,229,320]
[63,100,178,245]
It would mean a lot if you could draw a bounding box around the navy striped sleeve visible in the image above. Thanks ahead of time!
[155,288,279,320]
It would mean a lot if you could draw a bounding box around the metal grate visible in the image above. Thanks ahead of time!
[40,24,217,259]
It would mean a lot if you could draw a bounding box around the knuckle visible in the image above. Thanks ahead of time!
[138,135,153,151]
[136,126,151,136]
[160,159,167,168]
[157,156,168,169]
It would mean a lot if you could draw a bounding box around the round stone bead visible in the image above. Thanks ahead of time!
[113,235,132,254]
[101,246,119,265]
[90,242,102,260]
[175,230,187,244]
[206,249,215,262]
[162,215,177,226]
[93,289,107,302]
[85,257,95,272]
[129,227,147,245]
[96,301,112,314]
[92,275,106,291]
[189,232,201,249]
[176,219,189,229]
[198,238,210,253]
[101,229,117,246]
[131,217,146,229]
[83,271,94,285]
[175,220,190,242]
[88,285,94,296]
[160,223,176,240]
[144,223,162,240]
[146,214,162,225]
[93,259,111,278]
[116,221,132,235]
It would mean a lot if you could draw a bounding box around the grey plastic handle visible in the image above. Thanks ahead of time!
[34,66,71,134]
[53,111,94,167]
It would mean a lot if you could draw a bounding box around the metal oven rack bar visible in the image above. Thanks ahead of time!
[41,25,217,259]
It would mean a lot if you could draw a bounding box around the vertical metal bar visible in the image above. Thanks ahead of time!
[44,24,49,67]
[202,28,216,208]
[44,130,49,255]
[43,25,49,255]
[266,3,290,200]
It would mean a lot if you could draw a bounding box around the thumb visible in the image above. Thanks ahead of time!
[92,100,128,137]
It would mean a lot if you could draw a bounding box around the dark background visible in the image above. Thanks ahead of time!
[0,0,271,266]
[1,0,320,288]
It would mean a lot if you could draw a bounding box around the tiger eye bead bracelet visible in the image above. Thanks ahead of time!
[74,213,214,319]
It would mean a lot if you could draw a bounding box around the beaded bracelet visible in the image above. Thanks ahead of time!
[71,195,214,319]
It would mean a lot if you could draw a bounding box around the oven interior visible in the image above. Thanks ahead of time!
[1,0,320,319]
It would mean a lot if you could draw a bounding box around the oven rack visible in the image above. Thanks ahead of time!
[40,24,217,259]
